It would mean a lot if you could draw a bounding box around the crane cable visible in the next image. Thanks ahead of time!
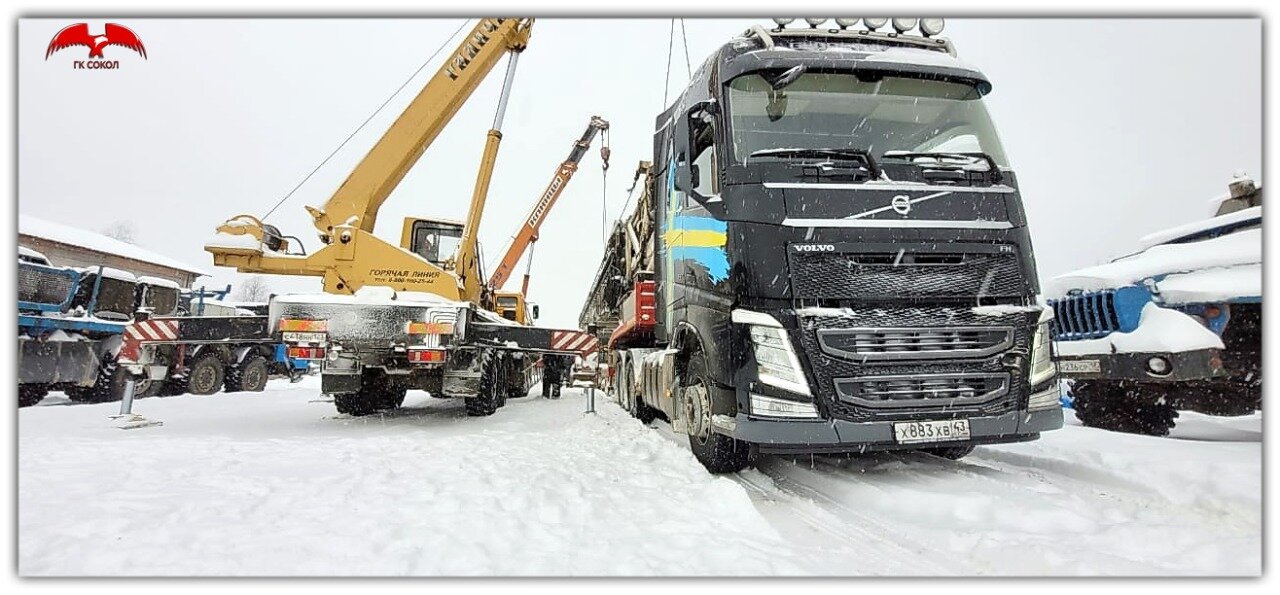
[601,126,611,245]
[261,19,472,222]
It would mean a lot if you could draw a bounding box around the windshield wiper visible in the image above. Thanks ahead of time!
[881,151,1004,183]
[748,148,882,179]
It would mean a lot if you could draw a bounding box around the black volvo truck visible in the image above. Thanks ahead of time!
[579,19,1062,473]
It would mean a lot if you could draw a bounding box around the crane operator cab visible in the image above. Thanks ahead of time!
[400,217,464,268]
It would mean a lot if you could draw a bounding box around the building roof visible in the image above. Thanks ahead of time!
[18,214,210,277]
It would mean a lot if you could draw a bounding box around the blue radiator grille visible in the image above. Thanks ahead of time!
[1049,286,1150,341]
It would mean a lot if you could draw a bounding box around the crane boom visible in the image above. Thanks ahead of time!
[488,116,610,291]
[310,18,533,237]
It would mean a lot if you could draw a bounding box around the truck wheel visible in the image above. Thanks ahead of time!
[682,351,750,473]
[18,384,48,407]
[1073,381,1178,437]
[225,354,269,393]
[68,354,130,403]
[337,370,404,416]
[465,350,501,417]
[921,445,976,460]
[617,358,635,414]
[184,352,226,396]
[632,361,658,424]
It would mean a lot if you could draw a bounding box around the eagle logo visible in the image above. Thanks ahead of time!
[46,23,146,60]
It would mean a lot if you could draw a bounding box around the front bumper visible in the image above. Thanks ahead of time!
[726,391,1064,455]
[1055,348,1225,382]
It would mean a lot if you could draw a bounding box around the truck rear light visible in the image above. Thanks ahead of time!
[407,348,447,364]
[406,321,455,335]
[280,318,327,333]
[287,346,327,360]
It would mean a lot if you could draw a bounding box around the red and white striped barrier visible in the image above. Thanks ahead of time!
[118,318,181,364]
[549,330,598,355]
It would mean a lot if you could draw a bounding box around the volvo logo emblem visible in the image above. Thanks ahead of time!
[891,195,912,215]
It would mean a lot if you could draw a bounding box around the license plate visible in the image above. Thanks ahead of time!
[282,331,326,344]
[893,419,971,444]
[1059,359,1101,374]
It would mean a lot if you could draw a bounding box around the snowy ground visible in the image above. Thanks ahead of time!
[19,377,1260,576]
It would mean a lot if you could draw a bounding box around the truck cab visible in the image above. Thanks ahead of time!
[588,20,1062,472]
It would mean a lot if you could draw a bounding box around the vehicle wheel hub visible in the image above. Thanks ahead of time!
[685,383,711,443]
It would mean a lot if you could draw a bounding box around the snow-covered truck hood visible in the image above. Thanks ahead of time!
[1046,226,1261,304]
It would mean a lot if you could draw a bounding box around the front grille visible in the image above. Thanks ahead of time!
[789,247,1025,300]
[18,264,77,309]
[794,306,1036,422]
[834,373,1009,409]
[816,326,1013,361]
[1048,286,1148,341]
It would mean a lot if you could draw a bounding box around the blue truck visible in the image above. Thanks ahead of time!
[1048,174,1262,435]
[17,250,307,407]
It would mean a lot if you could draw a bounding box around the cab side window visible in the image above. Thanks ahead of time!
[689,114,719,196]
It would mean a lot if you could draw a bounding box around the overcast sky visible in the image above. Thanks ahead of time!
[18,18,1261,328]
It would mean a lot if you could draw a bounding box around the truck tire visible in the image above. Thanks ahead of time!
[183,352,226,396]
[67,354,130,403]
[225,354,269,393]
[682,351,750,473]
[334,370,404,416]
[1073,381,1178,437]
[616,358,636,414]
[18,384,48,407]
[465,350,501,417]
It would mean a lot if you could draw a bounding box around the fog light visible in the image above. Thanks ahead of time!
[772,17,795,26]
[805,17,828,28]
[1147,356,1171,376]
[750,393,820,419]
[834,18,859,28]
[862,17,888,30]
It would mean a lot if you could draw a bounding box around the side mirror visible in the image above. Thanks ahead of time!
[674,162,700,192]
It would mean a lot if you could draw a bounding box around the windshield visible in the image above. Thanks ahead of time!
[726,72,1010,167]
[411,222,463,265]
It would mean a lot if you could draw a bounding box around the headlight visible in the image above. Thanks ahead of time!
[1029,320,1056,387]
[733,309,811,396]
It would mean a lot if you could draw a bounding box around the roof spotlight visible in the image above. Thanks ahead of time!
[919,18,946,36]
[805,18,828,28]
[834,18,859,29]
[772,18,795,27]
[862,17,888,30]
[892,18,918,33]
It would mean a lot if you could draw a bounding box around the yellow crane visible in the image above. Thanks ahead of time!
[206,18,533,305]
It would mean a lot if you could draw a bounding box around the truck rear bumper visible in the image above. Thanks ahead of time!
[727,406,1063,455]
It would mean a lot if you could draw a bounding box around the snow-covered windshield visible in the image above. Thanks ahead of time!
[725,72,1009,167]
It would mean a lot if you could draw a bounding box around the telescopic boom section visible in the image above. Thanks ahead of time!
[487,116,610,291]
[310,18,533,238]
